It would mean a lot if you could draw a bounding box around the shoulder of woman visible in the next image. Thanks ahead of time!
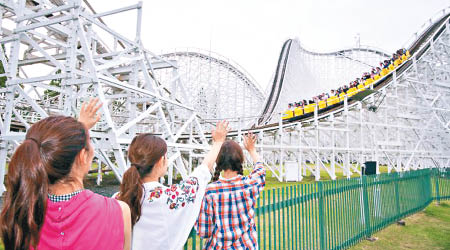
[205,181,222,194]
[116,200,131,215]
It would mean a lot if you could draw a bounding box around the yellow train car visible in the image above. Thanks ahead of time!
[347,87,357,97]
[318,100,326,109]
[304,104,316,114]
[327,96,339,106]
[294,107,303,116]
[388,64,395,71]
[282,110,294,120]
[357,84,365,92]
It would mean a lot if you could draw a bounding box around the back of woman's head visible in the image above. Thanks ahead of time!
[213,140,244,181]
[118,134,167,226]
[0,116,88,250]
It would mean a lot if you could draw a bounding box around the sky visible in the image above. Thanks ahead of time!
[90,0,450,90]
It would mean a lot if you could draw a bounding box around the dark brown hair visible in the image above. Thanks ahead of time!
[118,134,167,226]
[213,140,244,181]
[0,116,89,250]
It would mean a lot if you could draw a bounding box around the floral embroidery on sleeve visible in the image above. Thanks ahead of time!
[148,187,163,202]
[165,177,199,209]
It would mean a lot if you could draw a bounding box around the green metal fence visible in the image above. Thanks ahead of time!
[184,168,450,250]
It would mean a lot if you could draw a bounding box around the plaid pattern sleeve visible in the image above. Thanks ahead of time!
[195,194,214,238]
[245,161,266,196]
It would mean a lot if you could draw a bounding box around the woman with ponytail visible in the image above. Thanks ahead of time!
[196,133,266,250]
[0,98,131,250]
[116,121,229,250]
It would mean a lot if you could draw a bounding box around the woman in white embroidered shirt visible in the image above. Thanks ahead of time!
[116,121,229,250]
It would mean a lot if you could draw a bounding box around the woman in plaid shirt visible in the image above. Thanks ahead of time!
[196,134,266,249]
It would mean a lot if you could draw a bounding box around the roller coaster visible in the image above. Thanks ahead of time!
[279,48,409,122]
[258,40,390,126]
[251,8,450,181]
[0,1,449,191]
[156,48,265,128]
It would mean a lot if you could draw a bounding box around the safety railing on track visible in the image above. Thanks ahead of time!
[183,168,450,250]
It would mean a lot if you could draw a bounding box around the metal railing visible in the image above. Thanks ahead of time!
[184,168,450,249]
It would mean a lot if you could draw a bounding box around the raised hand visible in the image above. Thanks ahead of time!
[211,120,230,143]
[243,133,257,153]
[202,120,230,171]
[244,133,260,163]
[78,98,103,130]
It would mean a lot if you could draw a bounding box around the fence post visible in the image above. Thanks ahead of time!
[318,181,325,250]
[394,174,401,219]
[434,169,440,204]
[361,175,372,238]
[257,190,261,247]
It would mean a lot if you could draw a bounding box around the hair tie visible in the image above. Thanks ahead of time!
[26,137,41,147]
[130,163,142,168]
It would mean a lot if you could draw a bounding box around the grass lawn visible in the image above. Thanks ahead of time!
[349,201,450,250]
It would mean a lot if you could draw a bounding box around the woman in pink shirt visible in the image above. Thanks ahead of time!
[0,99,131,250]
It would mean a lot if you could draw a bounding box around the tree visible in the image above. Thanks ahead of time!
[0,44,6,88]
[44,69,62,98]
[0,60,5,88]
